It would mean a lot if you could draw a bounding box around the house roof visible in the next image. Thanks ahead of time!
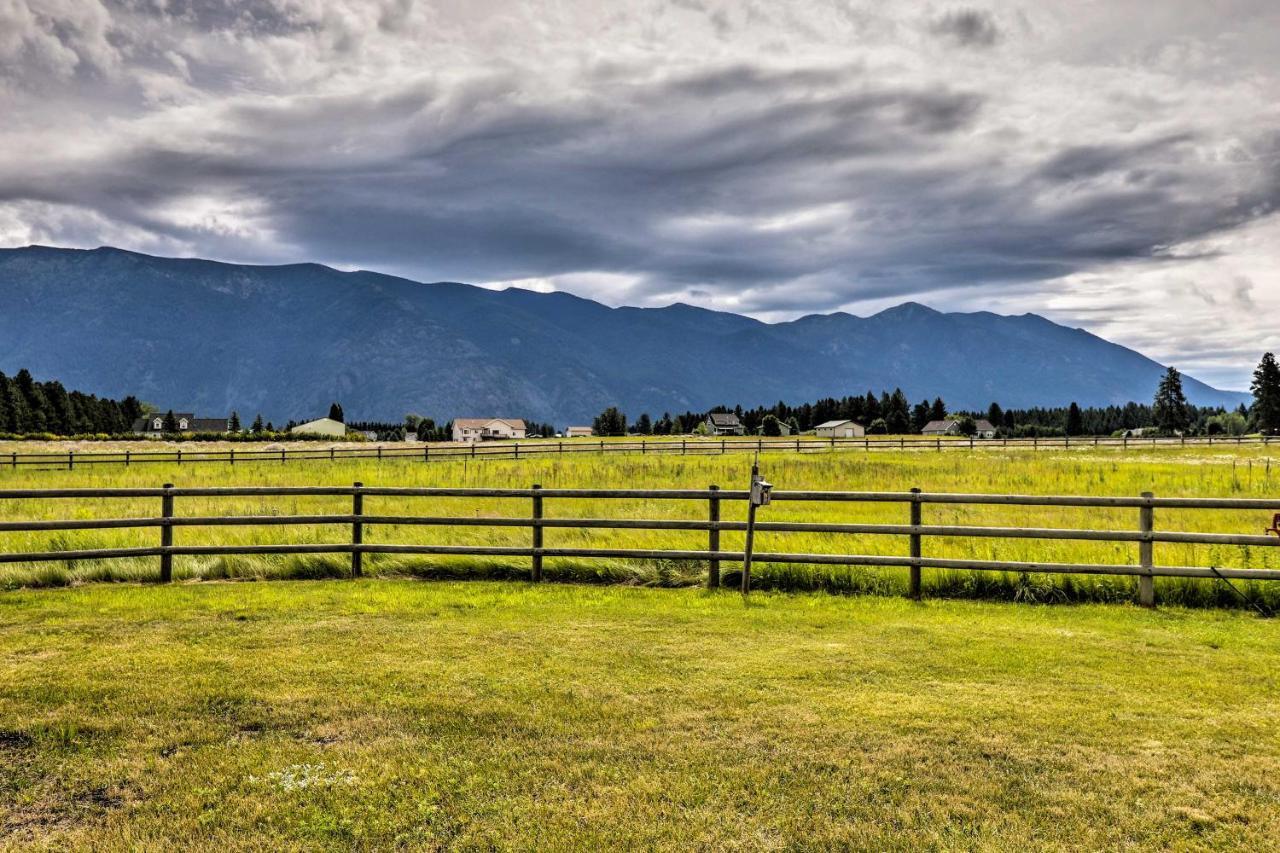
[922,418,998,433]
[134,413,227,431]
[815,419,863,429]
[706,412,741,426]
[291,417,345,431]
[454,418,526,430]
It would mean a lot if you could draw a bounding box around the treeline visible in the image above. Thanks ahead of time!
[0,369,142,436]
[599,390,947,436]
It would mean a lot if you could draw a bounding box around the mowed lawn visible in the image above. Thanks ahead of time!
[2,581,1278,849]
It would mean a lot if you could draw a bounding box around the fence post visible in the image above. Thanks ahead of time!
[1138,491,1154,607]
[230,448,235,466]
[514,443,519,460]
[531,484,543,582]
[708,485,721,589]
[741,463,762,595]
[177,449,182,466]
[909,488,922,600]
[68,451,73,471]
[351,482,364,578]
[124,450,129,467]
[159,483,174,583]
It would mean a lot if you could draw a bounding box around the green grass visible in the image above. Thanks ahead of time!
[1,580,1278,849]
[2,443,1279,607]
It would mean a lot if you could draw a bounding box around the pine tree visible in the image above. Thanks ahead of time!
[930,397,947,421]
[162,410,179,433]
[229,411,241,432]
[592,407,627,436]
[1066,402,1083,436]
[1250,352,1280,434]
[252,413,264,433]
[987,402,1003,428]
[911,400,931,433]
[328,402,344,423]
[1152,367,1190,434]
[636,413,652,435]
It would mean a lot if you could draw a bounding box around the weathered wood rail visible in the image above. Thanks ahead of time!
[0,432,1276,471]
[2,483,1278,605]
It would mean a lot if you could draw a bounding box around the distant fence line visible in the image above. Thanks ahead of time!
[1,481,1278,606]
[0,433,1277,472]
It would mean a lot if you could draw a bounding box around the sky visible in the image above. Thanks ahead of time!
[1,1,1277,389]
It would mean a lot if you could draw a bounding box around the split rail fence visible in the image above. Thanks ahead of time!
[0,434,1276,472]
[2,483,1278,605]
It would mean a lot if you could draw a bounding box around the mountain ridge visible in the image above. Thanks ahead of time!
[0,245,1248,424]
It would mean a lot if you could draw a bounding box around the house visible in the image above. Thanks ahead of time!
[452,418,527,442]
[565,426,593,438]
[132,413,230,435]
[290,417,348,437]
[814,419,866,439]
[921,418,998,439]
[705,412,744,436]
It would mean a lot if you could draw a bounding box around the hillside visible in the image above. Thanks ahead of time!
[0,246,1248,424]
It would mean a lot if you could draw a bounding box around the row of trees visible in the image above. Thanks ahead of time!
[0,369,144,436]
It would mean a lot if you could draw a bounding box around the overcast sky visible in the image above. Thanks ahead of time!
[2,1,1277,388]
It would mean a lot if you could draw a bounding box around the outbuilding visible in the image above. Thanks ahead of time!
[289,417,348,437]
[814,419,866,438]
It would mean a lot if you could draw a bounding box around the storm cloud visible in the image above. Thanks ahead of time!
[1,0,1278,386]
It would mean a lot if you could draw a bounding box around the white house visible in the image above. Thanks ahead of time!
[921,418,998,439]
[289,417,348,437]
[565,426,593,438]
[814,419,866,439]
[452,418,527,442]
[705,412,744,436]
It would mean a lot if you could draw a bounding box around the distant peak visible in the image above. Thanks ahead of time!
[873,301,941,318]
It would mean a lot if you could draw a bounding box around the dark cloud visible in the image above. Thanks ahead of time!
[928,8,1002,48]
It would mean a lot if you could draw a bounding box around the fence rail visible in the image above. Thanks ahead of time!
[0,433,1276,472]
[2,482,1278,605]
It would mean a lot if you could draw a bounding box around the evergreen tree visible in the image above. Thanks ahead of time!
[592,407,627,436]
[252,413,265,433]
[162,410,179,433]
[229,411,241,432]
[911,400,931,433]
[930,397,947,421]
[1250,352,1280,434]
[1066,402,1083,436]
[987,402,1003,428]
[636,413,653,435]
[760,414,782,436]
[328,402,344,423]
[885,388,910,434]
[1152,367,1190,433]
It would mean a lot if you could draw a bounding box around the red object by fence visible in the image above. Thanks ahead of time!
[1266,513,1280,537]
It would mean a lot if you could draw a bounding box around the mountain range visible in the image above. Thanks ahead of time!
[0,245,1248,425]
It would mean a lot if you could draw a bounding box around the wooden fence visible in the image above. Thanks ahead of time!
[2,483,1278,605]
[0,432,1276,472]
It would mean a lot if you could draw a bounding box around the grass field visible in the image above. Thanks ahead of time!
[2,580,1278,849]
[2,442,1279,607]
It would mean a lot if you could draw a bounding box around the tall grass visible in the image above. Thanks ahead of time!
[1,443,1278,607]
